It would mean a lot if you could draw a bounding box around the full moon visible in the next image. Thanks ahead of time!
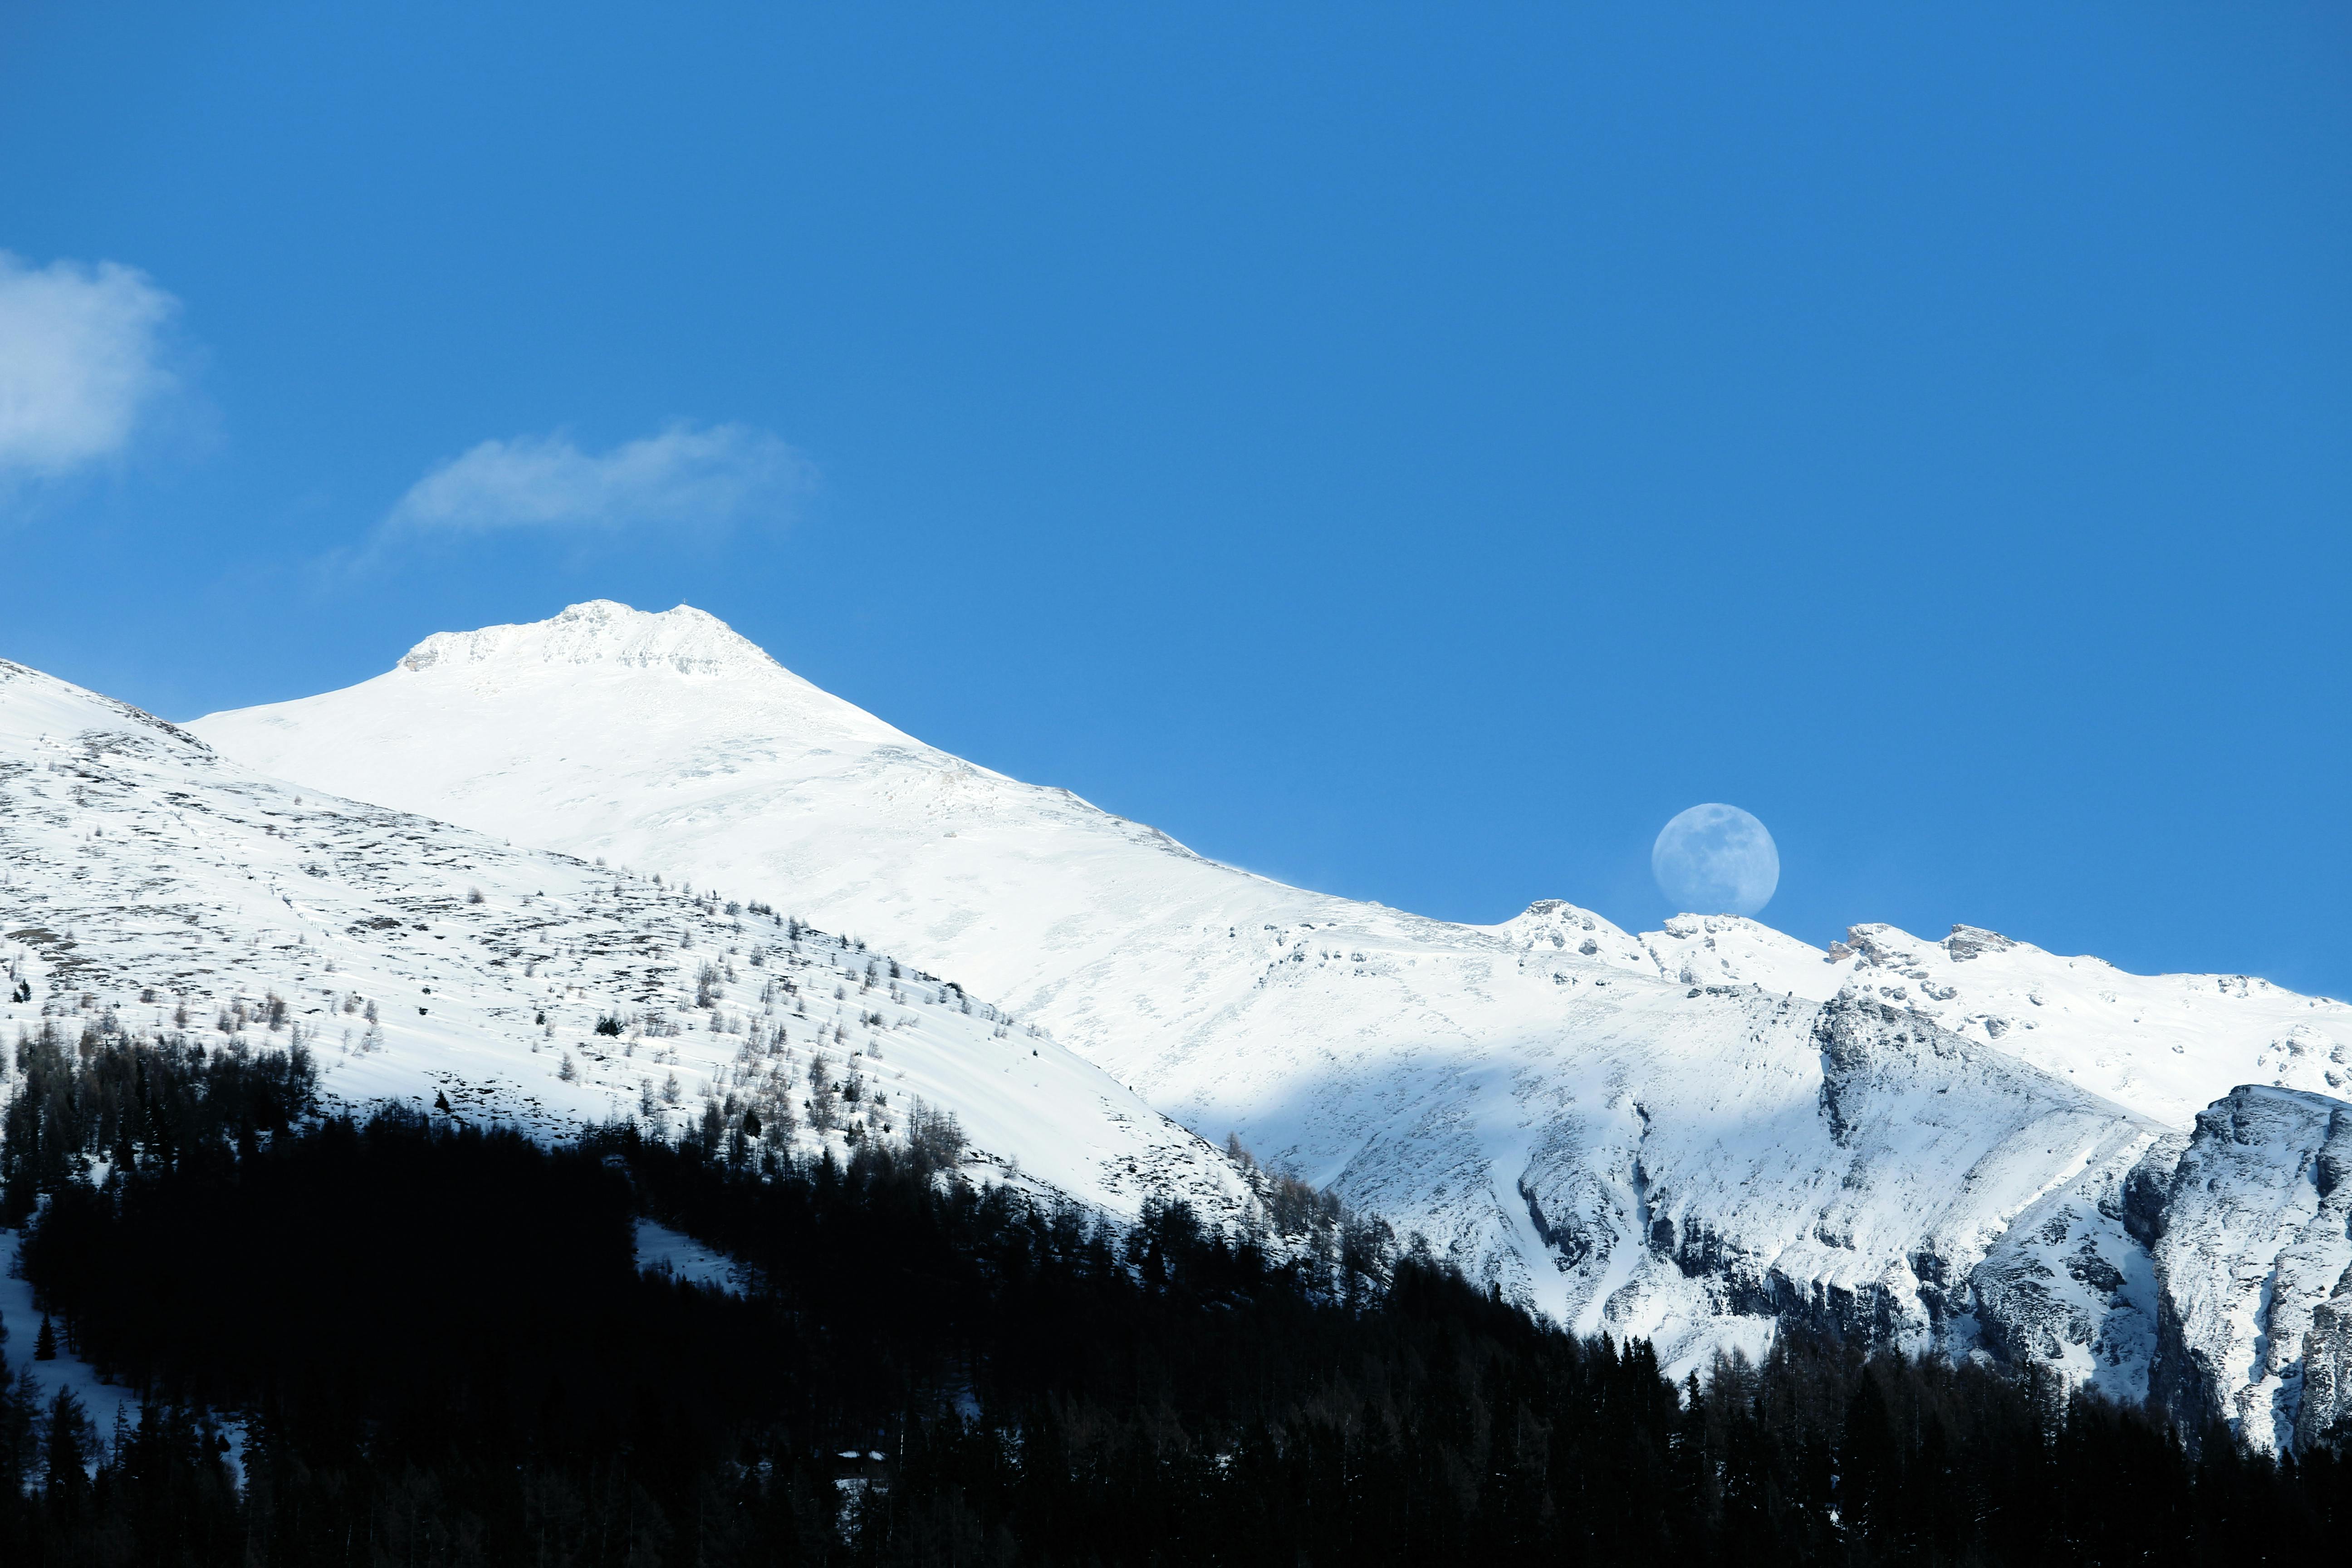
[1652,804,1779,917]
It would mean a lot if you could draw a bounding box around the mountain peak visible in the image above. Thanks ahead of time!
[397,600,777,679]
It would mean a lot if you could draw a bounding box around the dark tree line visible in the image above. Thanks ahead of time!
[1,1027,2348,1564]
[1,1019,315,1224]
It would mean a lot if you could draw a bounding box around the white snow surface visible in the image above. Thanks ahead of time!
[147,599,2352,1444]
[0,654,1259,1230]
[192,604,2352,1142]
[1629,913,2352,1129]
[1,1228,140,1448]
[634,1217,750,1294]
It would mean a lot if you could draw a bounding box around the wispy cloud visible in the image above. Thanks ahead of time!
[0,252,180,482]
[384,423,813,536]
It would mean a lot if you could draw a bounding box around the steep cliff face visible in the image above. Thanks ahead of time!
[2145,1086,2352,1454]
[1968,1133,2180,1402]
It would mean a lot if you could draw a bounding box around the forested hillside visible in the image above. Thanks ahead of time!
[3,1028,2348,1564]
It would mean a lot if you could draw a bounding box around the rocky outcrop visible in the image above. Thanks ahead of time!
[2298,1297,2352,1454]
[1968,1136,2173,1403]
[1944,925,2017,962]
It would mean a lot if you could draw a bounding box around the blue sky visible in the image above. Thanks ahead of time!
[3,3,2347,994]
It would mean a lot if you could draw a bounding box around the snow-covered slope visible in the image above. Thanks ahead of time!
[0,657,1259,1228]
[186,602,2352,1446]
[1627,914,2352,1128]
[196,603,2352,1142]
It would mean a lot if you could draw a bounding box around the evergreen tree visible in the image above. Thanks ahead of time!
[41,1385,94,1519]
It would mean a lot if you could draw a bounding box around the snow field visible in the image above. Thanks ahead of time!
[0,655,1260,1235]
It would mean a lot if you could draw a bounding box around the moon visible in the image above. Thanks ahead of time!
[1652,804,1779,917]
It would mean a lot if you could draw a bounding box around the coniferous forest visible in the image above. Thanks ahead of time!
[2,1026,2348,1565]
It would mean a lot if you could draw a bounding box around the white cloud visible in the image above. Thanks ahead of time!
[385,423,812,535]
[0,251,180,480]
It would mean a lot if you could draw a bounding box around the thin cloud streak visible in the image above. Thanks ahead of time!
[383,423,813,535]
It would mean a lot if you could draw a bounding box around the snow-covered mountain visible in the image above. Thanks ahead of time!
[0,655,1261,1230]
[171,601,2352,1452]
